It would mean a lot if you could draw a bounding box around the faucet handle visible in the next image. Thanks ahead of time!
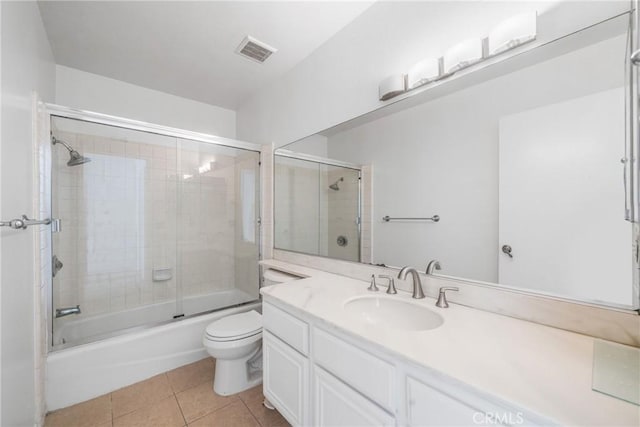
[378,275,397,294]
[435,286,459,308]
[367,274,379,292]
[425,260,442,275]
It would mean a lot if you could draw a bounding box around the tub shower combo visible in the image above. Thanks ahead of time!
[40,106,263,409]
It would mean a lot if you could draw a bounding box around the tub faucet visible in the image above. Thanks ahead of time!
[397,267,425,299]
[426,260,441,275]
[55,305,81,318]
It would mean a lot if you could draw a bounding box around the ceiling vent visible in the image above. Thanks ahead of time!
[235,36,277,63]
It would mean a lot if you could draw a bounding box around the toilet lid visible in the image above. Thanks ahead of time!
[205,310,262,340]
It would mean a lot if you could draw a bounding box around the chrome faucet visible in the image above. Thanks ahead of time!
[55,305,81,318]
[397,267,425,299]
[426,260,441,275]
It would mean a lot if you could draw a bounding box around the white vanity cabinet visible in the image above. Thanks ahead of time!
[262,300,549,427]
[262,303,312,425]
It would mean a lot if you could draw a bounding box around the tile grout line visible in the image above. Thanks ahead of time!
[172,385,189,427]
[182,398,238,426]
[109,392,114,427]
[164,373,189,427]
[239,398,264,427]
[112,374,175,423]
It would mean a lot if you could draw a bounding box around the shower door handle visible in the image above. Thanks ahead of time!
[0,215,51,230]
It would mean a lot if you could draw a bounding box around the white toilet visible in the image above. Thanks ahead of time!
[203,269,300,396]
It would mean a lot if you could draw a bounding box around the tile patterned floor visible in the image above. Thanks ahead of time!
[44,358,290,427]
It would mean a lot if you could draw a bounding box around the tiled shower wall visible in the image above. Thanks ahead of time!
[51,127,255,321]
[326,166,359,262]
[274,156,360,262]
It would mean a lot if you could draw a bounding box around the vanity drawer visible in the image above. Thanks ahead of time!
[404,372,551,426]
[406,376,498,426]
[314,366,395,426]
[263,302,309,356]
[312,327,395,412]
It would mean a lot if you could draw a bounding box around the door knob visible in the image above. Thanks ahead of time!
[502,245,513,258]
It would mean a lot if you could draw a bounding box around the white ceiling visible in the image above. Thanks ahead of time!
[38,1,373,110]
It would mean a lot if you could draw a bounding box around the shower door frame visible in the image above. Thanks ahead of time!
[45,103,264,351]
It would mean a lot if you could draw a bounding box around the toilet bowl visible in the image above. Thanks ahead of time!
[203,310,263,395]
[202,269,301,396]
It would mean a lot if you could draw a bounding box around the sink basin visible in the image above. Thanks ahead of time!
[343,296,444,331]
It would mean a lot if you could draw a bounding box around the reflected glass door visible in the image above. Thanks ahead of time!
[274,155,361,262]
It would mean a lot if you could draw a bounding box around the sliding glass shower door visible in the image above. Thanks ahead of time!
[50,116,260,348]
[176,138,260,317]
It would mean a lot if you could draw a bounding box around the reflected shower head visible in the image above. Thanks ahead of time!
[52,136,91,167]
[329,177,344,191]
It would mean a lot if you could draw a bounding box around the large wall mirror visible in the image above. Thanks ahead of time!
[275,13,640,310]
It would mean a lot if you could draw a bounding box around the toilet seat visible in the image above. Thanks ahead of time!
[205,310,262,342]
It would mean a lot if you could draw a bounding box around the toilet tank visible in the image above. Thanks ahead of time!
[262,268,301,287]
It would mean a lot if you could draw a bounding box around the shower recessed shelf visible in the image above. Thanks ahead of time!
[152,268,173,282]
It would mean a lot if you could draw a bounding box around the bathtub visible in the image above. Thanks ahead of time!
[53,289,257,347]
[46,290,261,411]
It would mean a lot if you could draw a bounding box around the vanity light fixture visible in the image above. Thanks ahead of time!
[443,38,483,75]
[378,74,407,101]
[406,58,441,90]
[379,10,537,101]
[488,12,537,56]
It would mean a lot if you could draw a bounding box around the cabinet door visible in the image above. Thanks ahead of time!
[314,366,395,426]
[263,330,309,426]
[407,376,503,427]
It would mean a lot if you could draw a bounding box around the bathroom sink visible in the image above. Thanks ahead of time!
[343,296,444,331]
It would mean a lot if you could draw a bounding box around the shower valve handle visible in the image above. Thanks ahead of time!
[0,215,51,230]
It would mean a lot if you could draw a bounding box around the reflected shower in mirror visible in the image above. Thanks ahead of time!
[275,14,637,308]
[274,153,361,263]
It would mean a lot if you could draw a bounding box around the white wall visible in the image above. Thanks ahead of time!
[56,65,237,138]
[0,1,55,425]
[237,1,629,147]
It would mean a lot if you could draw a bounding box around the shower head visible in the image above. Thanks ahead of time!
[329,177,344,191]
[67,150,91,166]
[52,136,91,167]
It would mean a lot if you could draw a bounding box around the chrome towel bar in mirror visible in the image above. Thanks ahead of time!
[382,215,440,223]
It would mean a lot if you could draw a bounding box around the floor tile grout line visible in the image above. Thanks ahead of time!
[173,393,188,426]
[172,376,215,396]
[109,392,114,426]
[240,398,264,427]
[182,398,238,425]
[112,389,175,422]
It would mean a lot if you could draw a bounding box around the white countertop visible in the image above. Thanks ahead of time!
[260,260,640,426]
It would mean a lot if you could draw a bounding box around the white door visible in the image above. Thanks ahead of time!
[498,88,632,306]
